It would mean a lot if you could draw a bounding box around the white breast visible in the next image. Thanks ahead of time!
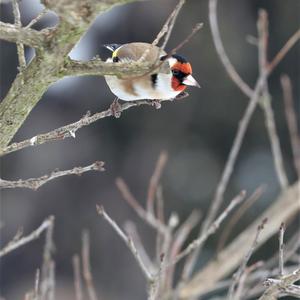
[104,73,181,101]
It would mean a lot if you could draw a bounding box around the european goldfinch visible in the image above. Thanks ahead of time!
[104,42,200,102]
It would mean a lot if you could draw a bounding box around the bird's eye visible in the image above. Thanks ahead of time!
[172,69,180,76]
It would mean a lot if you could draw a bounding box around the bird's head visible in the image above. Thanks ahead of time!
[161,54,200,92]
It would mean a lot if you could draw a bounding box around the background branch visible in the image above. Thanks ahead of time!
[0,161,104,190]
[180,181,300,299]
[0,216,54,258]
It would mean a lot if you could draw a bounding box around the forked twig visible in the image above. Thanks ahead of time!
[257,9,288,189]
[228,218,268,299]
[96,205,153,282]
[0,216,54,257]
[172,191,246,267]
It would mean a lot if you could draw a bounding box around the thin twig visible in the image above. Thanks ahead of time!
[267,29,300,73]
[166,210,201,289]
[257,9,288,189]
[81,231,98,300]
[172,191,246,267]
[279,223,285,277]
[146,151,168,215]
[209,0,253,97]
[34,269,40,300]
[0,216,54,257]
[217,186,265,252]
[12,0,26,71]
[281,74,300,179]
[72,255,83,300]
[0,161,104,190]
[116,177,168,234]
[25,9,48,29]
[233,261,264,300]
[96,205,153,282]
[40,217,55,300]
[161,0,185,49]
[228,218,267,300]
[124,221,156,273]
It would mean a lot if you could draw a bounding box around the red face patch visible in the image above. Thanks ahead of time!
[172,62,192,75]
[171,77,187,92]
[171,62,192,91]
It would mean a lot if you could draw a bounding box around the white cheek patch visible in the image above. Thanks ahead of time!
[167,57,178,68]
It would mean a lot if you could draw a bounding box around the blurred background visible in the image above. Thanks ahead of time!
[0,0,299,299]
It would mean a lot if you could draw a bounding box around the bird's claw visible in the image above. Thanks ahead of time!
[147,99,162,109]
[110,98,122,118]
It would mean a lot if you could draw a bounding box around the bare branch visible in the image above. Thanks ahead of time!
[172,191,246,267]
[209,0,253,97]
[82,231,98,300]
[0,99,178,157]
[257,9,288,189]
[180,181,300,299]
[0,216,54,258]
[96,205,153,282]
[34,269,40,300]
[166,210,201,289]
[146,151,168,215]
[281,74,300,179]
[268,29,300,73]
[72,255,83,300]
[25,9,49,29]
[0,21,49,47]
[116,177,168,234]
[155,0,186,49]
[279,223,285,277]
[124,221,156,273]
[217,186,265,252]
[259,268,300,299]
[228,218,267,299]
[12,0,26,70]
[0,161,104,190]
[183,72,268,280]
[40,217,55,300]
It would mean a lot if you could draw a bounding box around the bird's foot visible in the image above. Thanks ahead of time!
[147,99,162,109]
[110,98,122,118]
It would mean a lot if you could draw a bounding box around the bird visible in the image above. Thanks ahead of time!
[103,42,200,116]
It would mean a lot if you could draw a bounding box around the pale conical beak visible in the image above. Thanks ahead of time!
[183,75,201,88]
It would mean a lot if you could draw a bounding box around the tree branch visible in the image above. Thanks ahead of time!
[0,0,150,151]
[0,161,104,190]
[0,216,54,257]
[0,21,50,47]
[259,268,300,299]
[0,98,178,157]
[179,181,300,299]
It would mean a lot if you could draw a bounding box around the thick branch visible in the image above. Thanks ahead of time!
[0,21,49,48]
[0,0,148,151]
[62,58,155,78]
